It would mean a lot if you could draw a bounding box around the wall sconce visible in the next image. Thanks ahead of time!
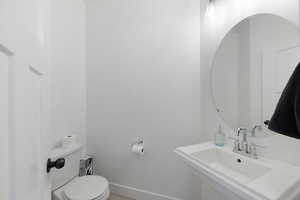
[206,0,216,18]
[205,0,227,28]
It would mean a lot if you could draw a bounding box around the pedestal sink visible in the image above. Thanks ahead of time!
[175,142,300,200]
[192,148,271,184]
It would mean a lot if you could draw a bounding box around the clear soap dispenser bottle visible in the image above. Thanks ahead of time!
[214,125,225,146]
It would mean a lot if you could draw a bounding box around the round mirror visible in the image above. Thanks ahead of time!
[211,14,300,136]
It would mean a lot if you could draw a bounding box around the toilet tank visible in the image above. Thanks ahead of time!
[50,144,83,191]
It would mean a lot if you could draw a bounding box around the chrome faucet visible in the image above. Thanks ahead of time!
[233,127,247,152]
[233,127,258,159]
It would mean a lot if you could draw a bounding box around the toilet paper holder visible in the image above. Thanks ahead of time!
[131,139,145,155]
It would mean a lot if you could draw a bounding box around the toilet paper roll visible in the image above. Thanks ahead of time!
[62,135,77,148]
[131,144,145,155]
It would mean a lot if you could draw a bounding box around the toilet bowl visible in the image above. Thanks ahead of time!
[50,144,110,200]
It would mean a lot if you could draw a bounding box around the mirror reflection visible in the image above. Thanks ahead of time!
[211,14,300,137]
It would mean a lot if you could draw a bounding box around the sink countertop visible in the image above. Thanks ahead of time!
[175,142,300,200]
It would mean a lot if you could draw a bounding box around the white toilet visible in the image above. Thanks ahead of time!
[50,144,110,200]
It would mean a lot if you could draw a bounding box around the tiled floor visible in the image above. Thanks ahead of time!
[109,194,134,200]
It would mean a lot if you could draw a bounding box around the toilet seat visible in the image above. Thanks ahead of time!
[62,176,109,200]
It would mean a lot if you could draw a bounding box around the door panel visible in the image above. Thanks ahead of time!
[0,48,10,200]
[276,47,300,91]
[0,42,50,200]
[14,65,43,200]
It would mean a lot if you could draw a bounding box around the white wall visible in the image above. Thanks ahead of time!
[86,0,202,199]
[49,0,86,150]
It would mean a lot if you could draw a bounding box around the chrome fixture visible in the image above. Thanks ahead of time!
[233,127,259,159]
[233,127,247,152]
[250,124,262,137]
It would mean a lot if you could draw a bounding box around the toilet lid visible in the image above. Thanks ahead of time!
[64,176,109,200]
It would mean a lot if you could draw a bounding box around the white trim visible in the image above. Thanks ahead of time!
[0,43,14,56]
[277,44,300,53]
[29,65,44,76]
[110,182,182,200]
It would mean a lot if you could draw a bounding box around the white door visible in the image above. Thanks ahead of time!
[14,64,47,200]
[0,45,12,200]
[262,45,300,122]
[0,43,50,200]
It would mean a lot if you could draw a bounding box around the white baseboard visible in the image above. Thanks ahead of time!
[110,182,182,200]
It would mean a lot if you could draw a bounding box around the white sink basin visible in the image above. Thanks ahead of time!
[175,142,300,200]
[192,148,271,184]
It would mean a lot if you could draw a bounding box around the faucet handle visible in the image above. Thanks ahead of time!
[250,124,262,137]
[237,127,247,132]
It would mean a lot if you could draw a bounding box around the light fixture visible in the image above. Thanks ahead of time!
[206,0,216,18]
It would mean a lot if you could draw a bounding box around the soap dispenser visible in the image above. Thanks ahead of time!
[214,125,225,146]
